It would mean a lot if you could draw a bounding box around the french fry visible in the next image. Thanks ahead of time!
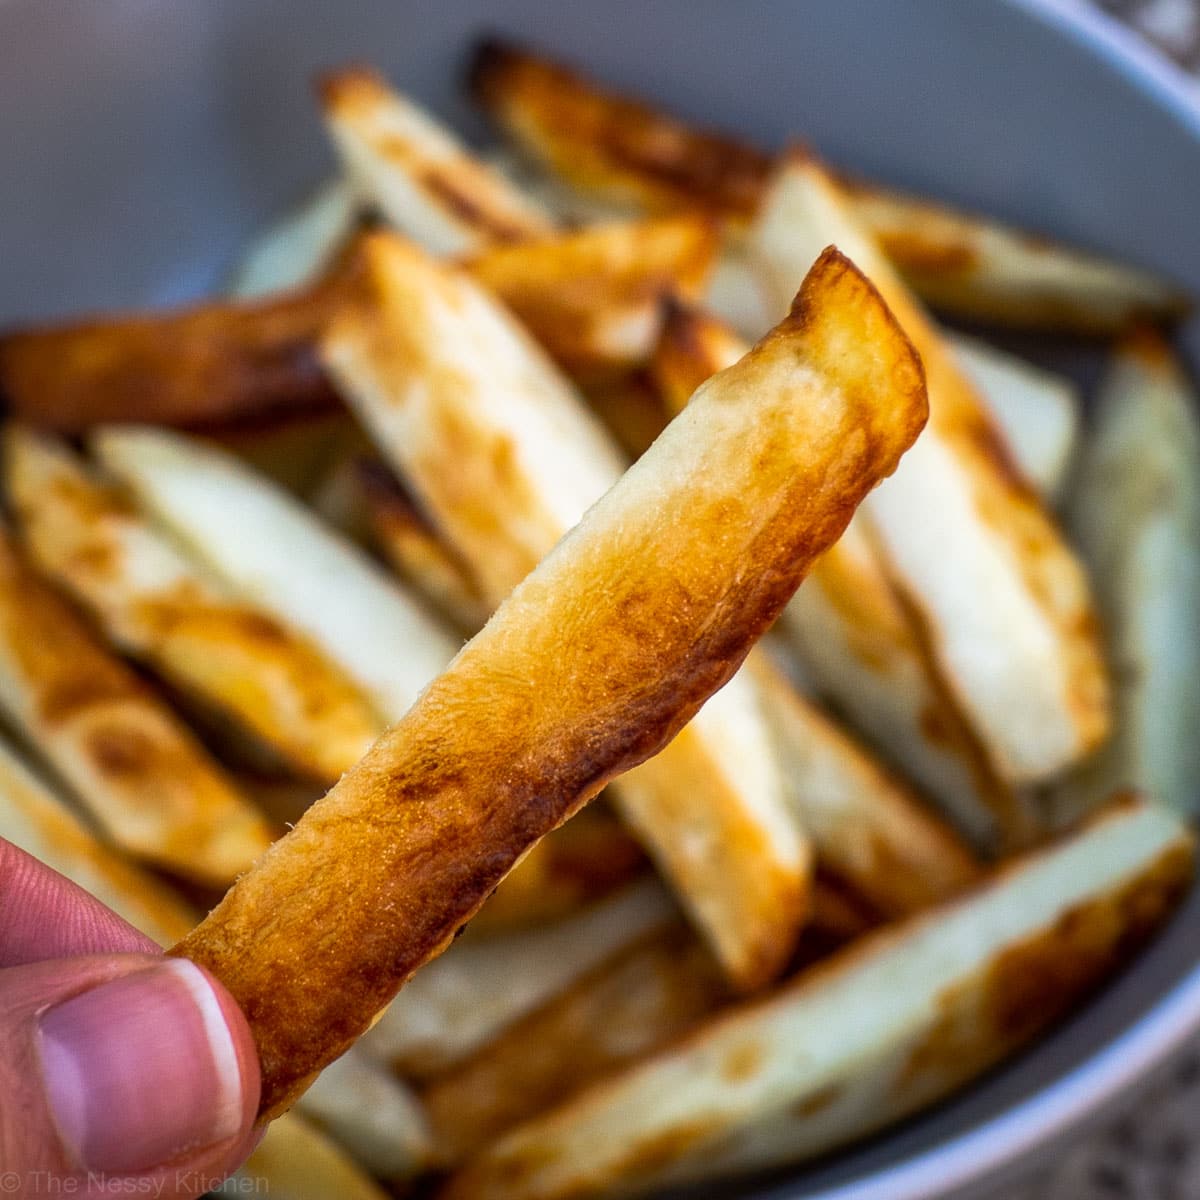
[318,66,553,256]
[422,923,729,1165]
[0,529,275,886]
[176,242,928,1116]
[0,733,196,946]
[652,303,1036,851]
[749,152,1109,783]
[362,878,678,1077]
[948,333,1080,502]
[748,653,981,913]
[469,805,647,935]
[466,216,718,378]
[467,38,1188,332]
[221,1112,392,1200]
[319,231,816,989]
[0,271,349,434]
[4,427,381,782]
[92,427,462,725]
[443,796,1193,1200]
[1054,329,1200,825]
[576,371,671,459]
[227,177,362,300]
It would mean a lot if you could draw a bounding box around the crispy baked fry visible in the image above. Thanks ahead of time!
[0,270,351,435]
[1054,329,1200,825]
[320,231,816,990]
[4,427,381,782]
[362,878,677,1077]
[319,66,553,255]
[228,177,362,299]
[467,216,717,378]
[0,733,196,946]
[652,303,1035,850]
[442,796,1193,1200]
[749,153,1109,784]
[177,242,927,1115]
[948,333,1079,502]
[748,652,981,913]
[468,38,1189,332]
[0,528,275,885]
[93,427,461,725]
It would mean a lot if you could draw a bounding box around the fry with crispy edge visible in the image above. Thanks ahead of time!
[92,426,462,726]
[0,268,352,434]
[319,66,553,256]
[467,37,1189,332]
[442,796,1193,1200]
[1055,329,1200,825]
[320,231,813,990]
[4,427,382,782]
[176,243,927,1116]
[750,152,1109,784]
[651,302,1035,850]
[0,528,275,885]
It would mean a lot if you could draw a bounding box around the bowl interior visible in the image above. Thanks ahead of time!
[2,2,1199,1197]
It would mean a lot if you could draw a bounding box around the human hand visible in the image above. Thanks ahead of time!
[0,838,261,1197]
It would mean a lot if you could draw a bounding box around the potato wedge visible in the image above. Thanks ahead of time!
[1055,329,1200,824]
[177,242,927,1116]
[0,734,196,946]
[652,303,1036,851]
[468,38,1188,332]
[423,923,729,1165]
[0,528,275,885]
[319,66,553,256]
[320,231,812,990]
[443,796,1193,1200]
[948,333,1080,502]
[93,427,461,725]
[749,653,980,913]
[0,270,349,434]
[467,216,718,378]
[362,878,678,1077]
[749,153,1108,783]
[228,177,362,299]
[4,427,381,781]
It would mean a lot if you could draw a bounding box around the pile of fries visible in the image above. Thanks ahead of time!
[0,38,1198,1200]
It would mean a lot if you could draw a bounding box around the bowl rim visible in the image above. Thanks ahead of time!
[793,5,1200,1196]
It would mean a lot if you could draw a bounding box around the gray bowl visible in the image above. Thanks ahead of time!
[2,2,1199,1197]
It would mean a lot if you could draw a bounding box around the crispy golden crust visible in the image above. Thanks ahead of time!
[174,246,927,1117]
[0,530,276,885]
[0,268,354,434]
[472,805,647,935]
[466,216,718,378]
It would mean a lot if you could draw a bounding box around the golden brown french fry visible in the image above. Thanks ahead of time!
[0,529,275,886]
[750,152,1109,784]
[652,303,1036,851]
[0,733,196,946]
[4,427,381,782]
[320,231,815,991]
[362,878,678,1077]
[0,271,350,434]
[576,371,671,459]
[1055,329,1200,825]
[467,216,717,378]
[92,427,462,726]
[749,653,981,913]
[422,923,730,1165]
[356,459,493,633]
[176,241,927,1116]
[470,805,647,935]
[318,66,553,255]
[468,38,1188,332]
[443,796,1193,1200]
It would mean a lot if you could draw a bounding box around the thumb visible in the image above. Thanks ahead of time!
[0,952,261,1197]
